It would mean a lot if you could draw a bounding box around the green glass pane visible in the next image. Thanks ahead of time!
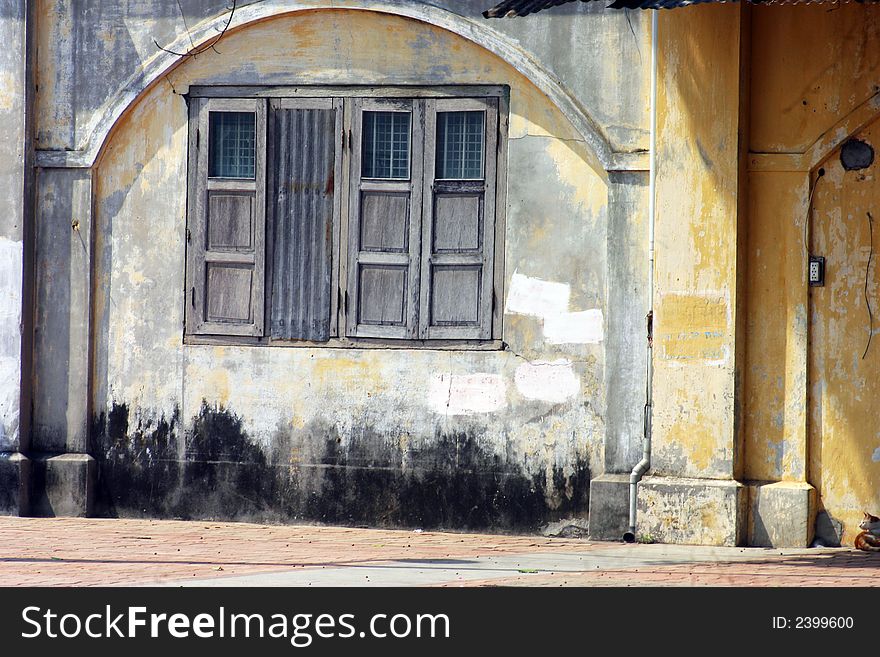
[436,111,484,180]
[209,111,256,179]
[363,112,411,179]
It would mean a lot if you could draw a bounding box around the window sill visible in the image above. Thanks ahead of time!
[183,334,505,352]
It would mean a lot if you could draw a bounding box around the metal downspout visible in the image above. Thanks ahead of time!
[623,10,657,543]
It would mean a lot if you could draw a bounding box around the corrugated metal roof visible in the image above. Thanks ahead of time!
[482,0,583,16]
[483,0,860,17]
[483,0,580,16]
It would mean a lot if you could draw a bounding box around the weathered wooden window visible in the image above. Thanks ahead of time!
[346,100,424,339]
[346,98,498,341]
[419,98,498,340]
[186,97,266,337]
[185,88,505,345]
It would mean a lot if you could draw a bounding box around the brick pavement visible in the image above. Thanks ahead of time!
[0,517,592,586]
[0,517,875,587]
[450,551,880,587]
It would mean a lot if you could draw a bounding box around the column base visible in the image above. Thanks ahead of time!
[814,509,844,547]
[746,480,816,548]
[588,474,632,541]
[31,453,95,517]
[637,476,747,546]
[0,452,30,515]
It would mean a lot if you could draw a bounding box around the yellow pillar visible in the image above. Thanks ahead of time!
[638,3,749,546]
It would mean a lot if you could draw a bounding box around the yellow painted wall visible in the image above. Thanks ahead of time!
[652,4,747,482]
[746,5,880,543]
[750,6,880,154]
[744,170,809,482]
[810,131,880,543]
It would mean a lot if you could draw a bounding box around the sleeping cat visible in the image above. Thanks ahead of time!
[854,512,880,552]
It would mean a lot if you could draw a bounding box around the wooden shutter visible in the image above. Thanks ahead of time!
[186,97,266,337]
[268,98,342,341]
[419,98,498,340]
[346,98,424,339]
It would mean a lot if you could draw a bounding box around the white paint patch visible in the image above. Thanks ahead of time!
[872,447,880,463]
[0,358,18,443]
[543,309,604,344]
[428,373,506,416]
[505,271,603,344]
[514,359,580,403]
[0,238,23,446]
[505,271,570,318]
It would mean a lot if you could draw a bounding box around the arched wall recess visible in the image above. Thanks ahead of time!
[34,2,648,176]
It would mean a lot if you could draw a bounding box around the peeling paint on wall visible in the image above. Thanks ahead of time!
[505,271,570,318]
[648,7,745,494]
[543,309,604,345]
[428,374,507,416]
[657,292,729,363]
[0,238,22,448]
[505,271,604,345]
[809,123,880,540]
[514,359,580,403]
[72,8,615,532]
[0,72,19,113]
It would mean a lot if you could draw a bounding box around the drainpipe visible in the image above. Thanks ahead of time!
[623,10,657,544]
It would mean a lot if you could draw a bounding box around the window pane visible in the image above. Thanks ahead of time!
[209,111,256,179]
[436,111,484,180]
[362,111,410,179]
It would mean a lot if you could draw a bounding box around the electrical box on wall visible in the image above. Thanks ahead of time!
[809,255,825,287]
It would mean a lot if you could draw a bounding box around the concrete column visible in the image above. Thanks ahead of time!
[588,171,650,540]
[0,0,31,516]
[743,170,816,547]
[638,4,750,546]
[30,168,95,517]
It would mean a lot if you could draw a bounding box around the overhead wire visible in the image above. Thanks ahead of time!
[154,0,238,58]
[864,211,874,360]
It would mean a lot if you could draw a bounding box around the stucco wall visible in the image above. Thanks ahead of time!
[33,0,650,156]
[625,3,750,547]
[746,4,880,544]
[645,3,880,546]
[653,5,747,483]
[0,1,28,454]
[86,9,618,530]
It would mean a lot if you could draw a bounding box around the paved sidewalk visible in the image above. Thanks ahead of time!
[0,517,875,587]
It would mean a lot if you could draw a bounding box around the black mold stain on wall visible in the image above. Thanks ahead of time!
[93,403,183,516]
[0,458,24,514]
[92,401,590,533]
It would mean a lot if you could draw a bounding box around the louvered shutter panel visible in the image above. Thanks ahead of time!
[268,98,342,341]
[186,97,266,337]
[419,98,498,340]
[346,99,424,339]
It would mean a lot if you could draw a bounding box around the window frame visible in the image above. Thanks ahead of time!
[185,96,267,338]
[420,96,498,341]
[346,97,425,340]
[184,85,509,350]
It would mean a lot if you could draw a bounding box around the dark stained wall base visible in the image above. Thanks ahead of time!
[91,402,591,533]
[0,452,30,515]
[30,453,95,517]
